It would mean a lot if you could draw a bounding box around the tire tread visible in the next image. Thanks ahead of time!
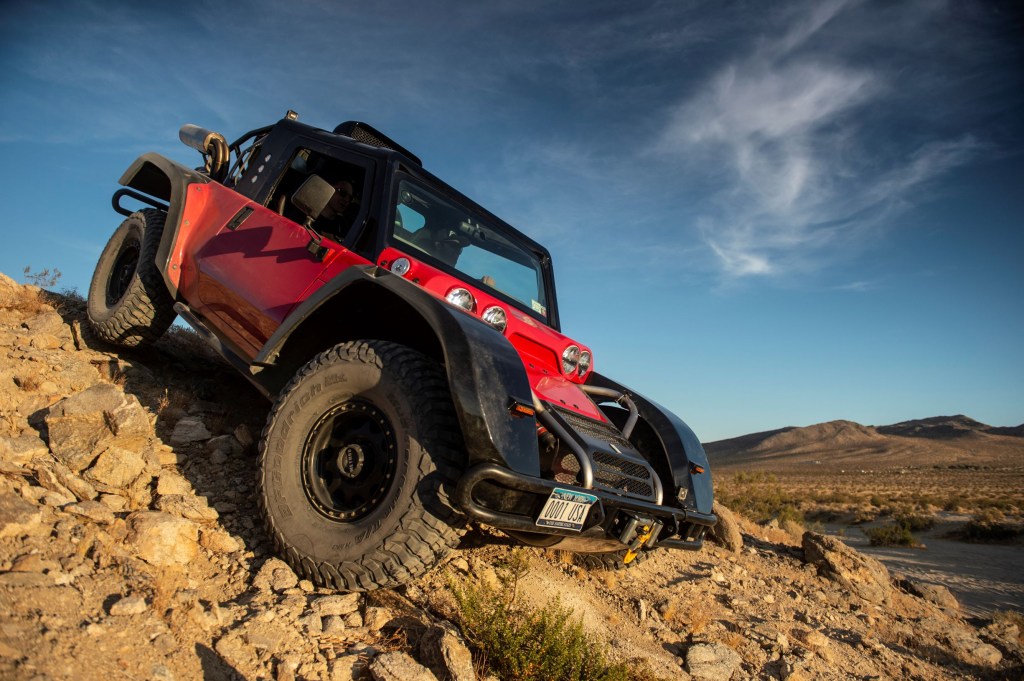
[257,340,466,592]
[87,209,176,347]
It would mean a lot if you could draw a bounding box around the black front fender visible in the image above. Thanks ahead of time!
[586,372,714,515]
[255,266,541,475]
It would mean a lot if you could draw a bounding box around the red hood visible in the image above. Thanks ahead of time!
[376,247,604,421]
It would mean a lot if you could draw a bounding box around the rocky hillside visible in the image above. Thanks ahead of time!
[706,417,1024,472]
[1,273,1021,680]
[877,415,1024,440]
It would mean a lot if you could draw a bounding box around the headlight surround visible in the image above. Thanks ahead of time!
[481,305,507,333]
[445,287,475,312]
[577,350,592,377]
[562,345,580,375]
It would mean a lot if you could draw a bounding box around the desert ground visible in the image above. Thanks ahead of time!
[710,420,1024,620]
[1,272,1021,680]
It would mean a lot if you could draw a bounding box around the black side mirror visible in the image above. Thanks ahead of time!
[291,175,335,223]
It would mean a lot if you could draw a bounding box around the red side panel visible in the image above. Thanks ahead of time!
[176,184,349,357]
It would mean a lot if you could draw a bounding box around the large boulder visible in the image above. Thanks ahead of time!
[708,501,743,553]
[21,310,70,337]
[169,417,211,446]
[64,500,116,525]
[802,532,892,604]
[126,511,199,566]
[418,623,476,681]
[252,558,300,593]
[309,593,361,617]
[0,433,49,466]
[0,492,45,539]
[48,382,126,418]
[686,642,743,681]
[45,384,153,471]
[85,446,147,490]
[33,459,97,501]
[0,272,21,309]
[901,578,961,612]
[155,494,219,523]
[155,470,193,496]
[368,651,436,681]
[915,615,1003,667]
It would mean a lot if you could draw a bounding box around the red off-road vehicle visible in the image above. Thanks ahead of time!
[87,112,716,591]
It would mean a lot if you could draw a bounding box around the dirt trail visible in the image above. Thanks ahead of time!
[836,520,1024,617]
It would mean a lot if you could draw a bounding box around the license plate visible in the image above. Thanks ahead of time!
[536,488,597,532]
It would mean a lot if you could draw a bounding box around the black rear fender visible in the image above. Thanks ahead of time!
[253,266,540,475]
[117,153,211,297]
[587,372,714,515]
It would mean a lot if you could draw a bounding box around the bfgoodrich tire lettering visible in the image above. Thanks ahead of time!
[87,209,175,347]
[258,340,466,591]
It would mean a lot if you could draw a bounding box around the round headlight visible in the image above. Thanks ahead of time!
[445,287,475,312]
[562,345,580,375]
[577,350,592,376]
[481,305,507,332]
[390,257,411,276]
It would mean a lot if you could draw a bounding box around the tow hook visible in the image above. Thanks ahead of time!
[621,516,663,564]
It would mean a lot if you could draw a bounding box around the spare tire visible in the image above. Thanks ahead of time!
[87,209,175,347]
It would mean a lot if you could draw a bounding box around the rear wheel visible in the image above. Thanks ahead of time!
[87,209,175,347]
[258,340,466,591]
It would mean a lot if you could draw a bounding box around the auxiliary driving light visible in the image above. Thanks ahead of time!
[562,345,580,375]
[445,287,476,312]
[481,305,507,332]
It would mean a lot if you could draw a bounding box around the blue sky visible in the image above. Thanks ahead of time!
[1,0,1021,441]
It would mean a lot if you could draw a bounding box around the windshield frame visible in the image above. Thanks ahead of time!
[384,169,559,329]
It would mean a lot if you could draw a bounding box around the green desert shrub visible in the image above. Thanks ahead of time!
[865,522,916,547]
[451,549,631,681]
[866,511,938,546]
[718,474,804,525]
[894,512,935,532]
[869,494,887,508]
[954,511,1023,544]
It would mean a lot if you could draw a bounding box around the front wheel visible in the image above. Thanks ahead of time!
[87,209,175,347]
[257,340,466,591]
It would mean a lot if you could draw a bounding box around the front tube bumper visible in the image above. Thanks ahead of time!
[455,462,718,548]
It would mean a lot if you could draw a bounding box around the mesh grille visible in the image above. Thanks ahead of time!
[550,407,657,500]
[594,451,649,479]
[593,452,655,498]
[556,452,655,498]
[553,407,633,451]
[350,126,397,152]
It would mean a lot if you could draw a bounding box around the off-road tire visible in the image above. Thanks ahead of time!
[573,547,653,571]
[257,340,466,592]
[87,209,175,347]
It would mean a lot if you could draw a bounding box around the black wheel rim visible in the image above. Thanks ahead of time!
[301,400,398,521]
[106,240,140,306]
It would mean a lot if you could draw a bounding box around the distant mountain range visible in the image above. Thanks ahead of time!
[704,415,1024,471]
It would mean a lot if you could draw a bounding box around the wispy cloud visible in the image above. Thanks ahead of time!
[834,279,882,293]
[658,0,983,281]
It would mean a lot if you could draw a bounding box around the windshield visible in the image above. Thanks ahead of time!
[389,178,550,319]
